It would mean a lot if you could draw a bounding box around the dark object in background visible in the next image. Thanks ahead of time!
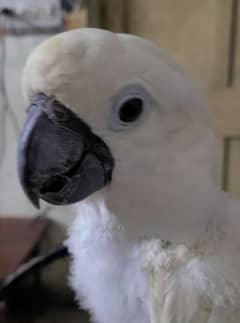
[0,217,70,322]
[0,244,69,301]
[0,217,49,281]
[0,216,69,301]
[62,0,74,12]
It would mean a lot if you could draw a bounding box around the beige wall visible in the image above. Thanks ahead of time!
[127,0,231,89]
[98,0,233,89]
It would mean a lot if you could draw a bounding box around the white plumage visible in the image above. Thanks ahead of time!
[22,28,240,323]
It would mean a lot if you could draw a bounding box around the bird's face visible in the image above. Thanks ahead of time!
[18,29,221,241]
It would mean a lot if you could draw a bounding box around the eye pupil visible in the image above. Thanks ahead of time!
[119,98,143,123]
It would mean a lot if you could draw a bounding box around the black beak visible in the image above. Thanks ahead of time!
[18,93,114,208]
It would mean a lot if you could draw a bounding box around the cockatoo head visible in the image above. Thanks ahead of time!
[18,28,223,243]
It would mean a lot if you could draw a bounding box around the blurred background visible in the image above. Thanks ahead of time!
[0,0,239,322]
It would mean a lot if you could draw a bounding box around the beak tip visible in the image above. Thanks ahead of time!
[34,200,40,209]
[27,190,40,209]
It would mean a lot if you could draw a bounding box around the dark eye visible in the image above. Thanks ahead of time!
[118,98,143,123]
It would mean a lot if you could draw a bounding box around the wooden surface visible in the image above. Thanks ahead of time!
[100,0,233,89]
[64,9,88,30]
[0,217,49,280]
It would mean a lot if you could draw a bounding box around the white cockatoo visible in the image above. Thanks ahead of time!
[18,28,240,323]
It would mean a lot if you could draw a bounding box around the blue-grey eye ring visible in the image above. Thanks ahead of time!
[110,85,151,130]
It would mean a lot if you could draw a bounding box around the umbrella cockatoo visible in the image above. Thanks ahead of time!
[18,28,240,323]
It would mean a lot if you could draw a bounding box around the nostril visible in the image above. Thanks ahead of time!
[53,104,70,121]
[45,98,70,122]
